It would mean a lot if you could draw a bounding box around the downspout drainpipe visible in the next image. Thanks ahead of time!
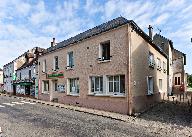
[127,24,132,115]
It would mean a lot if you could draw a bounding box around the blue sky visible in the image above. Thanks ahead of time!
[0,0,191,74]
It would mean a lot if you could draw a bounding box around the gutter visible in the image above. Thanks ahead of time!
[127,24,132,115]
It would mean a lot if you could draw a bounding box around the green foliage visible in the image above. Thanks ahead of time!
[188,74,192,88]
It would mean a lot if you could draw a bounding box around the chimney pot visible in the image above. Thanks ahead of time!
[148,25,153,39]
[52,38,56,47]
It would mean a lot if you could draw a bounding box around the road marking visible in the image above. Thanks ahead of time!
[0,105,5,108]
[12,102,24,105]
[21,101,36,105]
[2,103,15,107]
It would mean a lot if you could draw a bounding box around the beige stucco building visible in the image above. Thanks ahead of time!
[38,17,167,115]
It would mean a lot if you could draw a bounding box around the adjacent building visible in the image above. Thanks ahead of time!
[3,54,26,94]
[0,68,3,91]
[153,34,187,95]
[153,34,174,95]
[13,47,44,98]
[172,49,186,93]
[38,17,168,115]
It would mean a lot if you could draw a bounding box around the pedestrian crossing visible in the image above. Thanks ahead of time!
[0,101,36,108]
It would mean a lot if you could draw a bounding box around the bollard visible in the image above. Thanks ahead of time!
[172,97,175,102]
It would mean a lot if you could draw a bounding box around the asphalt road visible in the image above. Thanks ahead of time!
[0,95,191,137]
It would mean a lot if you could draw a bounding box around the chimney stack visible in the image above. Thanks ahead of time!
[51,38,56,47]
[148,25,153,39]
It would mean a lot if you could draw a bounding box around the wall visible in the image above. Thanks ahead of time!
[172,49,185,94]
[0,70,3,84]
[3,62,14,92]
[130,29,167,113]
[38,25,130,114]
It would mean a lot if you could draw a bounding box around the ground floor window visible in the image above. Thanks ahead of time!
[53,80,58,91]
[159,79,162,90]
[107,75,125,95]
[90,76,103,94]
[42,80,49,93]
[69,78,79,94]
[147,76,153,95]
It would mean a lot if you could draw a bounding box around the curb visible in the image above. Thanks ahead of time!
[0,93,133,122]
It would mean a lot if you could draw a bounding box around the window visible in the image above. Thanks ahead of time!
[29,70,31,79]
[54,56,59,70]
[175,77,178,85]
[99,41,110,61]
[148,52,154,67]
[90,76,103,94]
[157,58,161,70]
[107,75,125,95]
[163,61,166,73]
[43,80,49,93]
[147,76,153,95]
[67,52,74,68]
[69,78,79,94]
[159,79,162,90]
[178,77,181,85]
[54,81,58,91]
[42,60,47,72]
[19,72,21,80]
[175,77,181,85]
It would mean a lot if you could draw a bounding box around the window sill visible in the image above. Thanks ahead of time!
[67,94,79,96]
[98,60,111,63]
[41,92,49,95]
[146,93,153,96]
[110,94,126,97]
[66,67,74,71]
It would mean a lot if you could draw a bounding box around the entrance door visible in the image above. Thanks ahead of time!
[25,85,30,95]
[13,85,16,95]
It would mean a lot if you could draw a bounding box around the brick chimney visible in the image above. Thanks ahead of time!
[51,38,56,47]
[148,25,153,39]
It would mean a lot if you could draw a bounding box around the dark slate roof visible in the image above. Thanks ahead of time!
[0,68,2,71]
[44,17,130,54]
[153,34,174,49]
[42,16,167,58]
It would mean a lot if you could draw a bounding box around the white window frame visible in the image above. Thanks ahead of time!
[157,58,161,68]
[42,80,49,94]
[67,78,79,95]
[42,60,46,73]
[163,61,166,72]
[53,56,59,70]
[107,75,125,96]
[148,52,154,67]
[147,76,154,95]
[159,79,163,92]
[67,51,74,68]
[90,76,103,94]
[99,41,111,61]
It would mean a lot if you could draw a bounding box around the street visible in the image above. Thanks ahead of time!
[0,95,191,137]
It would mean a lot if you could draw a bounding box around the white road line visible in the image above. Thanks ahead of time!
[2,103,15,107]
[0,105,5,108]
[20,101,36,105]
[12,102,24,105]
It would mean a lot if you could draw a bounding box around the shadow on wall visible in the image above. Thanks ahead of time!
[131,39,162,113]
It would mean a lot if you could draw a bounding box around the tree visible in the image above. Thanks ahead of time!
[187,74,192,87]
